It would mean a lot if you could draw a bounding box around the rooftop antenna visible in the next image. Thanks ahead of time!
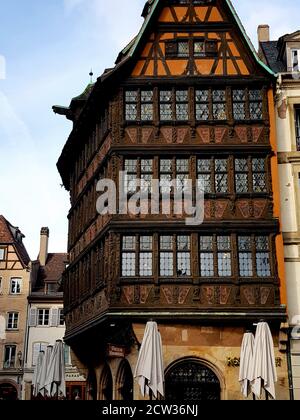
[89,69,94,84]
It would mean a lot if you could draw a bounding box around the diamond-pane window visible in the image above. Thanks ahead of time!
[176,90,189,121]
[195,90,209,121]
[249,89,263,120]
[194,41,205,57]
[178,42,189,57]
[252,158,267,193]
[215,159,228,193]
[235,159,249,193]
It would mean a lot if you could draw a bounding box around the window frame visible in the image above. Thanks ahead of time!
[59,309,65,327]
[9,278,22,295]
[0,247,5,261]
[4,345,16,369]
[121,236,154,278]
[291,49,300,72]
[7,312,19,330]
[159,235,192,278]
[37,309,50,327]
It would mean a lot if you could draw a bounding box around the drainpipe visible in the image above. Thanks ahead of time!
[287,328,294,401]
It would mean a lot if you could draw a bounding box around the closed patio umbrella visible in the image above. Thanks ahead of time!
[32,351,44,397]
[134,321,164,399]
[239,332,255,398]
[44,340,66,398]
[38,345,53,397]
[250,322,277,400]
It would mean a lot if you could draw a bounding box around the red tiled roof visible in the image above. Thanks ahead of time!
[0,215,30,266]
[38,253,68,283]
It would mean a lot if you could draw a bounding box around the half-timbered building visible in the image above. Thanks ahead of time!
[56,0,289,400]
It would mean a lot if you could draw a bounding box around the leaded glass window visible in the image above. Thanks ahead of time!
[217,236,232,277]
[212,90,227,120]
[178,41,189,58]
[141,159,153,193]
[177,236,191,276]
[215,159,228,193]
[176,159,189,192]
[160,90,173,121]
[125,91,138,121]
[195,90,209,121]
[233,89,246,120]
[238,236,253,277]
[249,89,263,120]
[200,236,214,277]
[176,90,189,121]
[194,41,205,57]
[256,236,271,277]
[140,236,153,276]
[122,236,136,277]
[160,159,173,193]
[252,158,267,193]
[124,159,138,194]
[235,159,249,193]
[160,236,174,276]
[141,91,154,121]
[197,159,212,193]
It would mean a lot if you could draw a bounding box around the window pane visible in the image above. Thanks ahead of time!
[122,253,136,276]
[125,159,137,173]
[198,159,211,172]
[215,174,228,193]
[233,103,246,120]
[200,253,214,276]
[141,159,153,173]
[200,236,213,251]
[141,91,153,102]
[253,173,267,193]
[140,253,153,276]
[233,90,246,101]
[0,249,4,260]
[178,42,189,57]
[256,253,271,277]
[236,173,249,193]
[125,91,138,102]
[123,236,136,250]
[177,236,190,250]
[140,236,153,251]
[176,91,188,102]
[256,236,269,251]
[141,104,153,121]
[239,253,253,277]
[249,90,262,101]
[196,90,209,102]
[250,102,263,120]
[196,104,209,120]
[160,236,173,250]
[217,236,230,250]
[160,91,172,102]
[213,90,226,102]
[125,104,137,121]
[194,41,205,56]
[176,104,189,121]
[218,253,232,277]
[215,159,227,172]
[160,104,173,120]
[160,252,174,276]
[176,159,189,173]
[198,174,212,193]
[213,103,226,120]
[238,236,252,251]
[252,158,265,172]
[177,253,191,276]
[160,159,172,173]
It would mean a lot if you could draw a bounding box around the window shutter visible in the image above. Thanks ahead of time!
[51,308,59,327]
[29,308,37,327]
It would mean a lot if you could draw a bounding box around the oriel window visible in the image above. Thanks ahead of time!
[141,159,153,193]
[238,236,253,277]
[125,91,138,121]
[197,159,212,193]
[160,236,174,277]
[233,90,246,120]
[215,159,228,193]
[141,91,154,121]
[235,158,249,193]
[199,236,214,277]
[177,236,191,276]
[217,236,232,277]
[252,158,267,193]
[124,159,138,194]
[122,236,136,277]
[256,236,271,277]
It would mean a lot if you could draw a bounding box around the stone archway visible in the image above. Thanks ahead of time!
[165,358,221,401]
[0,382,18,401]
[115,360,133,401]
[99,364,113,401]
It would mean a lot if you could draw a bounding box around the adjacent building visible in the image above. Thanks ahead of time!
[56,0,289,400]
[22,228,86,400]
[0,215,30,400]
[259,25,300,400]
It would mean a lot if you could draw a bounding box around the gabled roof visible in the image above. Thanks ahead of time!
[259,41,286,73]
[0,215,30,267]
[31,253,68,294]
[117,0,274,76]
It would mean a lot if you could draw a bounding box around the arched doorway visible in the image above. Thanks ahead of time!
[116,360,133,401]
[0,383,18,401]
[99,364,113,401]
[165,359,221,401]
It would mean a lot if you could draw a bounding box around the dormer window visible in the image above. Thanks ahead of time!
[292,49,300,72]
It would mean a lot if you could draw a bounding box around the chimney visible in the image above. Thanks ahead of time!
[258,25,270,43]
[39,227,49,266]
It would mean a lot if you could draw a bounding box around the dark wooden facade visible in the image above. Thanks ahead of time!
[56,0,286,377]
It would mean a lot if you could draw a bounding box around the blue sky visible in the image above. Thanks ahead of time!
[0,0,299,258]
